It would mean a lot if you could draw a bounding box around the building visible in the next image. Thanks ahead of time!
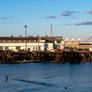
[0,36,54,52]
[63,39,92,51]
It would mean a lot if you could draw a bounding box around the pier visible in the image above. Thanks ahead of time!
[0,49,92,64]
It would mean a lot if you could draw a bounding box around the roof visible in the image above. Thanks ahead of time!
[0,36,63,43]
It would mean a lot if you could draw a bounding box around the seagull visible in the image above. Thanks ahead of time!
[64,86,68,89]
[5,75,8,82]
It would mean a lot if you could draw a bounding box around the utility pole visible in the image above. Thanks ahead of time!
[24,25,27,50]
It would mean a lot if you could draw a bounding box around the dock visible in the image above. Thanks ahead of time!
[0,49,92,64]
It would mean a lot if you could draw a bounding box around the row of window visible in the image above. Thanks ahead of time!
[0,46,41,51]
[0,40,38,43]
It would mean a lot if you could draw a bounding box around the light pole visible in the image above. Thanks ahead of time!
[24,25,27,50]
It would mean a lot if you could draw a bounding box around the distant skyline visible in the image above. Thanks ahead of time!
[0,0,92,41]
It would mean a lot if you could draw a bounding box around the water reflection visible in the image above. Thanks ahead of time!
[13,79,54,87]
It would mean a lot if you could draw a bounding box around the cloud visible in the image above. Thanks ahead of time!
[65,24,72,25]
[61,10,77,16]
[75,21,92,25]
[43,16,57,19]
[72,17,79,19]
[0,16,14,20]
[86,10,92,14]
[4,21,21,24]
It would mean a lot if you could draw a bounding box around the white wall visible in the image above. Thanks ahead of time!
[45,43,53,51]
[0,42,45,51]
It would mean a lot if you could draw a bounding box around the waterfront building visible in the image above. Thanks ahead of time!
[63,39,92,51]
[0,36,54,52]
[78,42,92,51]
[54,41,64,50]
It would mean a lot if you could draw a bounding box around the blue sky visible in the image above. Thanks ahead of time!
[0,0,92,41]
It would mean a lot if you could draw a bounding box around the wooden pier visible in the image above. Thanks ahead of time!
[0,49,92,64]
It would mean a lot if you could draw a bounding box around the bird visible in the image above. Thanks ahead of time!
[5,75,8,82]
[64,86,68,89]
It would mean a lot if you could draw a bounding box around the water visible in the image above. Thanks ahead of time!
[0,62,92,92]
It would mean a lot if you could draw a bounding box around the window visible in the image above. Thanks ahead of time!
[28,48,30,51]
[5,46,9,50]
[38,46,40,50]
[36,47,37,50]
[0,46,3,50]
[16,46,20,50]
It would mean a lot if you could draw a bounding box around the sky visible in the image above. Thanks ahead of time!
[0,0,92,41]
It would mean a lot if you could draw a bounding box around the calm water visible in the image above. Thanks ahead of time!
[0,62,92,92]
